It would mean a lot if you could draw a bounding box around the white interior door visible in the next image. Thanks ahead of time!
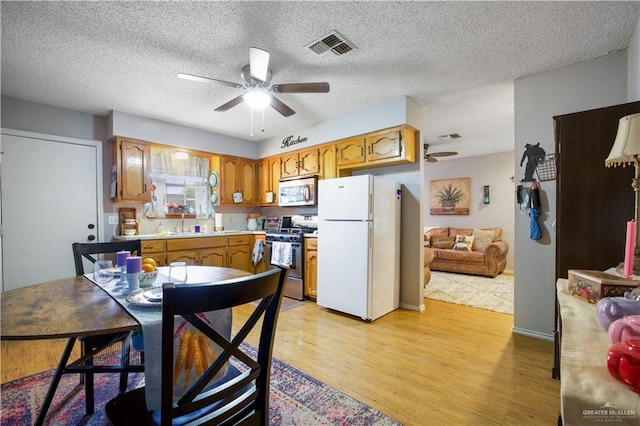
[1,129,102,291]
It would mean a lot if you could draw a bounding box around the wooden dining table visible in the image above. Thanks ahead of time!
[0,266,250,426]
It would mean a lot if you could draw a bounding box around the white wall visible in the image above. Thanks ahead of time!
[258,96,420,157]
[1,96,107,141]
[423,151,515,270]
[513,50,628,340]
[109,111,257,158]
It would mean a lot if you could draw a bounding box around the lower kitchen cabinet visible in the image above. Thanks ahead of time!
[227,235,253,272]
[200,247,227,267]
[304,237,318,300]
[167,250,199,265]
[164,235,254,273]
[141,240,166,266]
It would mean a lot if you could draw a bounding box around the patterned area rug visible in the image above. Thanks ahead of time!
[424,271,514,314]
[0,343,399,425]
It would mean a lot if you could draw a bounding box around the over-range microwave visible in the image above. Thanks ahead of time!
[278,176,317,207]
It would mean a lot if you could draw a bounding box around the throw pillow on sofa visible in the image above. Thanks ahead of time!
[432,237,455,249]
[453,235,474,251]
[471,228,495,252]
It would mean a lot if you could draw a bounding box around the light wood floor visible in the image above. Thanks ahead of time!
[1,299,560,425]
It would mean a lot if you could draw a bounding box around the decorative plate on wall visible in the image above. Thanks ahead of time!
[210,192,218,206]
[209,171,219,190]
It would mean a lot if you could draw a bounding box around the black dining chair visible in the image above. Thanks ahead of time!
[105,266,288,426]
[71,240,144,415]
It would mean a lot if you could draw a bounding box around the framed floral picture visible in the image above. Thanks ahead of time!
[430,177,470,215]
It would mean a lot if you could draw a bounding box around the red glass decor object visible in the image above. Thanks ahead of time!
[607,339,640,394]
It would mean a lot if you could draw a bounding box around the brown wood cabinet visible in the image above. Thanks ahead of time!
[257,156,280,205]
[554,101,640,278]
[280,147,320,178]
[304,237,318,300]
[227,234,253,272]
[112,136,152,202]
[318,144,338,179]
[219,156,257,205]
[336,137,366,167]
[164,235,252,272]
[200,247,227,267]
[335,126,416,171]
[366,128,403,162]
[141,239,167,266]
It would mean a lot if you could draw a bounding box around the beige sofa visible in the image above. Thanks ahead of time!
[424,227,508,278]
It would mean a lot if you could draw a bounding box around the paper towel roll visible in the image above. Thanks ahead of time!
[215,213,223,231]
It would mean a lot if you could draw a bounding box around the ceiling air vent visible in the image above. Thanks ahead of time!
[307,31,355,59]
[439,133,462,140]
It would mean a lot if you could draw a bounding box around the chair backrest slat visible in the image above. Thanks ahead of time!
[72,240,142,275]
[160,267,288,426]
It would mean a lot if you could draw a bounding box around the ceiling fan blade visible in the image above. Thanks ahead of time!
[249,47,270,82]
[269,95,295,117]
[429,151,458,157]
[178,73,244,89]
[271,82,330,94]
[214,94,245,112]
[425,156,438,163]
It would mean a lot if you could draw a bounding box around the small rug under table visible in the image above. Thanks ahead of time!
[424,270,514,314]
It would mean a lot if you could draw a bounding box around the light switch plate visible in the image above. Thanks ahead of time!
[108,215,118,225]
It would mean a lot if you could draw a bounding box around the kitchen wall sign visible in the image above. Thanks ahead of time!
[281,135,308,149]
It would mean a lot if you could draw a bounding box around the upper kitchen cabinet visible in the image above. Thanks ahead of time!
[318,144,338,179]
[335,137,366,167]
[280,147,320,179]
[112,136,152,202]
[336,126,417,171]
[257,156,281,206]
[218,155,257,205]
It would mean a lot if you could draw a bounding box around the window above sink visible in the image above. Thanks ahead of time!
[144,148,211,219]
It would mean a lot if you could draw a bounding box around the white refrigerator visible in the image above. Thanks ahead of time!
[317,174,401,320]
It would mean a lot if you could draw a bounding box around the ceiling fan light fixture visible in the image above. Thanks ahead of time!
[243,89,271,108]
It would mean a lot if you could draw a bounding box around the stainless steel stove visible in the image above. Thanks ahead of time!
[265,215,317,300]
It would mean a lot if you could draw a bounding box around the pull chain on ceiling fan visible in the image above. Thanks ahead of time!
[178,47,330,118]
[424,143,458,162]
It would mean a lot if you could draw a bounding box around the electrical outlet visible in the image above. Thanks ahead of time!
[108,215,118,225]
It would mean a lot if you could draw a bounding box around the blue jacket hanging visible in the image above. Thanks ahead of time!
[529,207,542,240]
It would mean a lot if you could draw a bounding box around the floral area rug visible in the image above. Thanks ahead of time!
[424,270,514,314]
[0,343,400,425]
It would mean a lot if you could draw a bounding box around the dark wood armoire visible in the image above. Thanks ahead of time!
[555,101,640,279]
[552,101,640,380]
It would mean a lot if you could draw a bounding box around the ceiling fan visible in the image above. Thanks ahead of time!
[424,143,458,162]
[178,47,330,117]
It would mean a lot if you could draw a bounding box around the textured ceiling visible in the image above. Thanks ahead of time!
[2,1,639,159]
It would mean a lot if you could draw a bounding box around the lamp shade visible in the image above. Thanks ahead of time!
[605,113,640,167]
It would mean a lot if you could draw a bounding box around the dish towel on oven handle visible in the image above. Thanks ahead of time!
[271,241,293,268]
[252,239,264,266]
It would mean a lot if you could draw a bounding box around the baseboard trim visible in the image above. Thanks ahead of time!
[399,302,423,312]
[512,326,553,341]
